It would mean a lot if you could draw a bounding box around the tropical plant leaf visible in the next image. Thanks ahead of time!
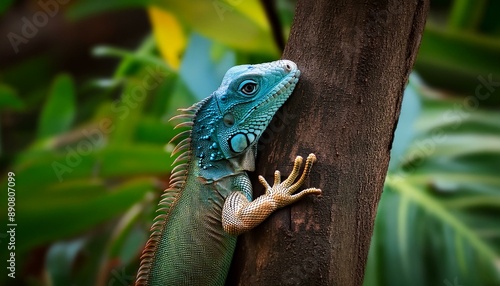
[416,23,500,104]
[10,178,156,252]
[37,74,76,139]
[0,84,23,110]
[0,0,14,14]
[448,0,487,31]
[68,0,278,55]
[366,72,500,286]
[148,7,186,70]
[12,145,172,191]
[155,1,277,55]
[46,239,86,286]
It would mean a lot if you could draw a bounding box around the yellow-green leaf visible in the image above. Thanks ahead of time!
[153,0,278,55]
[148,7,186,70]
[37,74,76,139]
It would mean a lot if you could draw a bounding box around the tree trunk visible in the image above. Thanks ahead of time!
[227,0,429,285]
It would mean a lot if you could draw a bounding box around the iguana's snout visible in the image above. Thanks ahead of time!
[280,59,298,75]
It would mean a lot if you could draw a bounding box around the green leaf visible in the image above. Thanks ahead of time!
[13,145,172,191]
[135,117,175,144]
[92,38,173,146]
[397,195,411,277]
[100,193,154,275]
[448,0,487,32]
[368,72,500,285]
[10,178,155,252]
[0,84,24,110]
[68,0,278,55]
[106,202,146,259]
[415,23,500,104]
[0,0,14,14]
[147,73,178,118]
[46,239,86,286]
[419,24,500,76]
[156,1,277,55]
[37,74,76,139]
[99,145,172,177]
[386,177,498,263]
[415,107,500,136]
[405,134,500,162]
[92,45,170,73]
[1,56,55,112]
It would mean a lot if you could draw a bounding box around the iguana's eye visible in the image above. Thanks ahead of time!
[239,80,258,96]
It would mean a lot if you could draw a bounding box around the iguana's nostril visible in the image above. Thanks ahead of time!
[281,60,297,73]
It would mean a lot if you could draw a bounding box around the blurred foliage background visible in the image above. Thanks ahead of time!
[0,0,499,285]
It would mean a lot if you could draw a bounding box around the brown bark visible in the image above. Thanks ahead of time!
[227,0,429,285]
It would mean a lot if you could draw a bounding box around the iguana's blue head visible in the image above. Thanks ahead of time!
[214,60,299,156]
[191,60,300,175]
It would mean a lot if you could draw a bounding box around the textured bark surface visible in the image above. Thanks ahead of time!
[227,0,429,285]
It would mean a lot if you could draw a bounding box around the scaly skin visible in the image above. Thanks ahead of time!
[135,60,321,286]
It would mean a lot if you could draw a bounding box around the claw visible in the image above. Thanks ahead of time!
[307,153,317,163]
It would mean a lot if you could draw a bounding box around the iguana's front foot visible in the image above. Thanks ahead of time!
[222,153,321,235]
[259,153,322,209]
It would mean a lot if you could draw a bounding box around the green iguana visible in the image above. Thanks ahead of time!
[135,60,321,286]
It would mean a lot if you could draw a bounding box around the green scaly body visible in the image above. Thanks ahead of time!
[135,60,321,286]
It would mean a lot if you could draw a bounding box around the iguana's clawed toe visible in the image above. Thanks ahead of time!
[260,153,322,208]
